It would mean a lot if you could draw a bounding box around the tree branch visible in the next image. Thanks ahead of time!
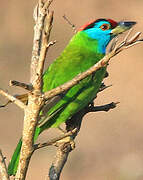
[47,106,85,180]
[34,128,77,150]
[87,102,120,112]
[48,143,72,180]
[4,0,142,179]
[15,1,54,180]
[9,80,33,91]
[34,10,54,91]
[0,89,26,109]
[47,99,120,180]
[44,30,143,180]
[44,31,142,100]
[0,149,9,180]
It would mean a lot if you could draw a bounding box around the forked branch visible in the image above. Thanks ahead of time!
[0,0,142,180]
[14,1,54,180]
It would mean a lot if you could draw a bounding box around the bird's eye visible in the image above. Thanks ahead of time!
[100,24,110,31]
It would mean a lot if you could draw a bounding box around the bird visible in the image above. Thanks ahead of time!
[8,18,136,175]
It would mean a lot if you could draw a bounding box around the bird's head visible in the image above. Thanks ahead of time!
[79,19,136,53]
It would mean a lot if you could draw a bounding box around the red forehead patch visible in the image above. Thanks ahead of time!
[79,20,96,31]
[78,18,118,31]
[107,19,118,28]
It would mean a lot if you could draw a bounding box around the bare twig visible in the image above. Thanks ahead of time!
[47,40,57,47]
[6,1,142,179]
[123,28,133,42]
[44,31,142,101]
[88,102,120,112]
[47,99,120,180]
[0,149,9,180]
[35,10,54,90]
[43,32,143,179]
[0,89,26,109]
[48,143,72,180]
[108,37,118,53]
[30,0,52,83]
[9,80,33,91]
[15,1,54,179]
[48,106,86,180]
[0,94,28,108]
[63,15,77,33]
[47,101,117,180]
[34,128,78,150]
[42,0,54,11]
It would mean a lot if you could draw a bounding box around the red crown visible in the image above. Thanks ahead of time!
[107,19,118,28]
[79,20,96,31]
[79,19,118,31]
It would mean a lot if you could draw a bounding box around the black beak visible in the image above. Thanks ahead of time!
[111,21,137,35]
[118,21,136,28]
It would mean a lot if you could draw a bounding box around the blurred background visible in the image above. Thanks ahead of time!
[0,0,143,179]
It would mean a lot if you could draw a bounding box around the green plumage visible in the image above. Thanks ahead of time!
[7,17,137,176]
[8,31,106,175]
[41,31,106,128]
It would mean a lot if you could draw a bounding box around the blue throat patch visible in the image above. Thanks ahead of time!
[83,21,112,54]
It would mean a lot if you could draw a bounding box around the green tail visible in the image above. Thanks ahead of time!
[7,96,69,176]
[8,127,41,176]
[8,139,22,175]
[8,111,61,176]
[8,31,106,176]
